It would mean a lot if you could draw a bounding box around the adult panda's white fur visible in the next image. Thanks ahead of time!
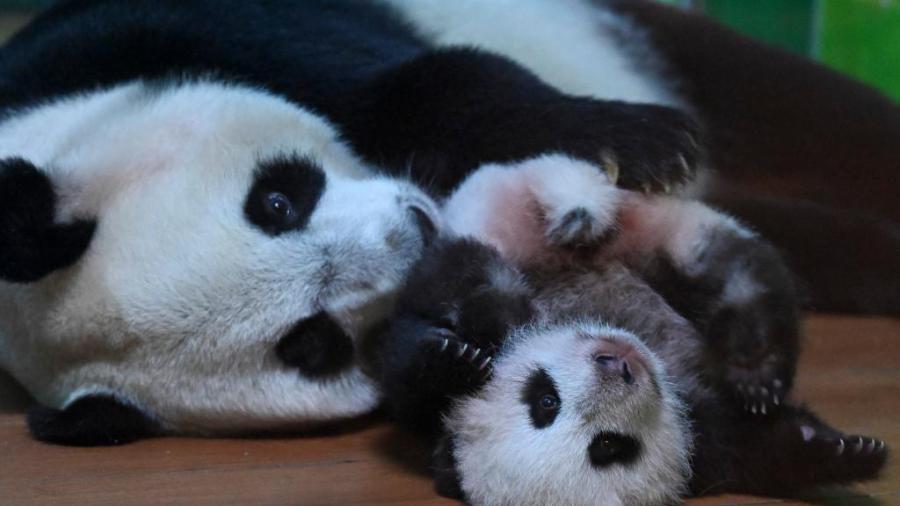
[383,0,681,107]
[446,322,691,506]
[0,0,705,443]
[0,80,439,433]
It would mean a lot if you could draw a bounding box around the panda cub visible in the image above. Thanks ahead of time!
[377,155,888,505]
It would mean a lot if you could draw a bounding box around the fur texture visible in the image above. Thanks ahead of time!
[378,155,888,504]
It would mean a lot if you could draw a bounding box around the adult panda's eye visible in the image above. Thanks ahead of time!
[540,394,559,410]
[244,155,326,236]
[264,192,295,221]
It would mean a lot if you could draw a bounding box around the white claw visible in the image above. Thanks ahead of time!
[470,348,481,361]
[761,404,767,415]
[751,404,758,415]
[866,439,877,453]
[478,355,493,371]
[854,437,865,454]
[439,339,449,353]
[877,440,886,452]
[773,379,783,389]
[836,438,846,456]
[678,153,690,175]
[773,394,780,406]
[601,150,620,185]
[456,343,468,358]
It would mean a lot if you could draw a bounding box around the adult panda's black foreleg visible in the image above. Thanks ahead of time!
[339,48,703,194]
[0,158,96,283]
[690,399,889,497]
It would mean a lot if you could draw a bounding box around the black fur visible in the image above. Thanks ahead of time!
[0,157,96,283]
[520,368,561,429]
[690,400,889,497]
[27,395,159,446]
[379,237,887,499]
[432,434,465,501]
[587,432,641,468]
[377,239,533,433]
[244,155,326,237]
[275,312,355,378]
[640,228,800,417]
[0,0,698,196]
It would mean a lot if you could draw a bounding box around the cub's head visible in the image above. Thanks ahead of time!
[439,322,692,506]
[0,80,439,443]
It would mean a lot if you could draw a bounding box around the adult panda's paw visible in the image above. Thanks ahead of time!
[27,395,159,446]
[0,157,96,283]
[569,101,702,193]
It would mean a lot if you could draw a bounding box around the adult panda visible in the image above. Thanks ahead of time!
[0,0,895,444]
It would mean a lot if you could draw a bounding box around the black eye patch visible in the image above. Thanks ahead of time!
[244,155,326,236]
[520,368,560,429]
[588,432,641,468]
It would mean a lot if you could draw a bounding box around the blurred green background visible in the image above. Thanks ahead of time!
[1,0,898,101]
[662,0,900,101]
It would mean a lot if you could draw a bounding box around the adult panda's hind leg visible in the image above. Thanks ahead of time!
[0,158,95,283]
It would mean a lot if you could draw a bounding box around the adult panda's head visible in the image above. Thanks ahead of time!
[438,321,692,506]
[0,79,439,444]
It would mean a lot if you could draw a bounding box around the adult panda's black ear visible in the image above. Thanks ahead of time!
[0,157,96,283]
[431,433,465,500]
[27,395,160,446]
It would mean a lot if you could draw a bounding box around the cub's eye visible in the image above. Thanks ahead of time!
[539,394,559,410]
[264,192,295,221]
[521,368,561,429]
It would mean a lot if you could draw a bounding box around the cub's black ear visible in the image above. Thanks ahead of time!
[0,157,96,283]
[27,394,160,446]
[432,433,465,501]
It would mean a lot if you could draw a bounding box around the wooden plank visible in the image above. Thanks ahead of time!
[1,315,898,505]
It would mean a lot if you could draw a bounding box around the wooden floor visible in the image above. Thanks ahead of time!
[0,315,897,505]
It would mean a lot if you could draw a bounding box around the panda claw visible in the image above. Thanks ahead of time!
[478,355,492,371]
[439,338,450,353]
[853,436,865,454]
[836,438,846,456]
[456,343,469,358]
[773,379,783,389]
[600,150,619,185]
[469,347,481,362]
[773,393,781,406]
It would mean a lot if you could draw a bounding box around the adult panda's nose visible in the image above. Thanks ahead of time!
[408,205,437,247]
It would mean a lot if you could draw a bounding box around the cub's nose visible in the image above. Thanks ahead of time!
[593,339,646,385]
[408,205,437,247]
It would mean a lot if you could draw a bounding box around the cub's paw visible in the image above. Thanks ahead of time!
[796,425,889,483]
[421,327,495,383]
[516,154,623,250]
[732,377,787,417]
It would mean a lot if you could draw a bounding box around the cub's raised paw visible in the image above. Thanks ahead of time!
[423,327,494,383]
[515,154,624,250]
[733,378,786,417]
[797,426,889,483]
